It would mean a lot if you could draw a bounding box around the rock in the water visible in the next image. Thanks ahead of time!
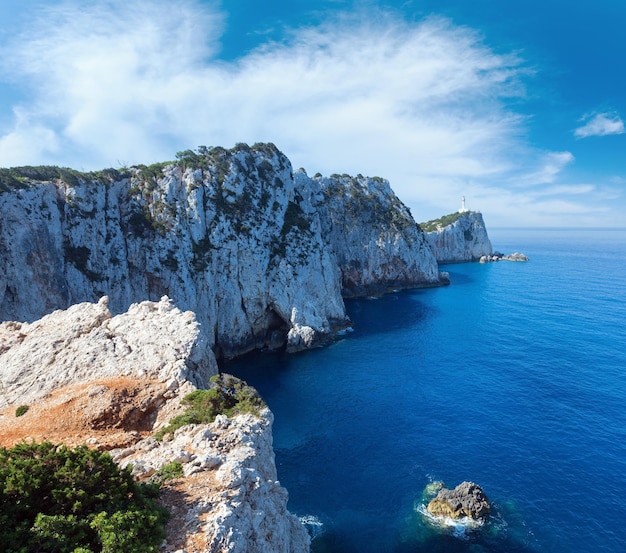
[480,251,529,263]
[427,481,491,520]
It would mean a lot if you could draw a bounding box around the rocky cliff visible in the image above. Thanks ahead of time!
[421,211,493,264]
[0,144,444,358]
[0,298,310,553]
[300,172,443,297]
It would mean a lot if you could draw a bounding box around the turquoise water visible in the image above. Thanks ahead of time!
[225,228,626,552]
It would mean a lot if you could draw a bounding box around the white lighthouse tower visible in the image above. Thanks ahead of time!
[459,196,469,213]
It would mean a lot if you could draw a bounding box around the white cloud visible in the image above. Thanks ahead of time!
[0,0,619,226]
[532,184,595,196]
[574,112,625,138]
[0,1,525,171]
[513,151,575,187]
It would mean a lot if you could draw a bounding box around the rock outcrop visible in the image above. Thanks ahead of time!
[300,172,445,296]
[114,411,310,553]
[0,298,310,553]
[480,251,529,263]
[422,211,493,264]
[0,144,444,358]
[0,295,215,410]
[427,481,491,521]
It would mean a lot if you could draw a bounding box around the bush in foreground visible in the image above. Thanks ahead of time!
[0,442,169,553]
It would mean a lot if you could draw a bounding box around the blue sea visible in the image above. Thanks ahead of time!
[225,228,626,553]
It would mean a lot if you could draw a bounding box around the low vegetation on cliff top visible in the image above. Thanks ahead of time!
[0,441,168,553]
[155,374,265,441]
[420,211,464,232]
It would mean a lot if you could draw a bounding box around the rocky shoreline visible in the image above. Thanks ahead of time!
[0,297,309,553]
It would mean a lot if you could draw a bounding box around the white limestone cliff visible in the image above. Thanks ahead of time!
[0,296,216,410]
[422,211,493,264]
[297,172,444,296]
[0,298,310,553]
[0,144,444,358]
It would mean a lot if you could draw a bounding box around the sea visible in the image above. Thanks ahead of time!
[224,228,626,553]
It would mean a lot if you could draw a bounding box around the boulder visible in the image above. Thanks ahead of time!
[427,481,491,520]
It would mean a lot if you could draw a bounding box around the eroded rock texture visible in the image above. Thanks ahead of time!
[0,144,444,357]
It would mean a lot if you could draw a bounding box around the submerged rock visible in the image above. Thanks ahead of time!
[427,481,491,521]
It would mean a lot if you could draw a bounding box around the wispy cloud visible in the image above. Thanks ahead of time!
[513,151,575,187]
[0,0,613,225]
[0,1,525,169]
[574,112,625,138]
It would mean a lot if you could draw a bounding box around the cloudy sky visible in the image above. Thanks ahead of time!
[1,0,625,227]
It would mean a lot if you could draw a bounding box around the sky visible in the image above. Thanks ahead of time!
[0,0,625,227]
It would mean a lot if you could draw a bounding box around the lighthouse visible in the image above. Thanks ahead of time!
[459,196,469,213]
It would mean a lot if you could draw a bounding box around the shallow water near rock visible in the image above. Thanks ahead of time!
[225,228,626,553]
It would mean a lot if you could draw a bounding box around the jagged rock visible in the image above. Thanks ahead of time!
[480,251,529,263]
[113,411,310,553]
[427,481,491,520]
[423,211,493,263]
[0,296,215,410]
[0,144,445,358]
[0,300,310,553]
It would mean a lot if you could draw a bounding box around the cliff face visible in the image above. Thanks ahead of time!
[0,298,310,553]
[423,211,493,264]
[300,172,442,297]
[0,144,443,357]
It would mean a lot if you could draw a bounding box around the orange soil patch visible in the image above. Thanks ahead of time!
[0,377,167,450]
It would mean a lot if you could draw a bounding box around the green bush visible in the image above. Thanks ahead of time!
[155,374,265,441]
[419,212,464,232]
[0,442,169,553]
[152,462,184,484]
[15,405,29,417]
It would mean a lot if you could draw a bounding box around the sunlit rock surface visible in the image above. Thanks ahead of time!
[423,211,493,263]
[0,144,444,357]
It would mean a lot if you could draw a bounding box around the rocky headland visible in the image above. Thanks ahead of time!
[421,210,493,264]
[0,297,309,553]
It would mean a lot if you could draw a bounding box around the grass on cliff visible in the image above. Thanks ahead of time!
[419,211,464,232]
[0,441,169,553]
[154,374,265,441]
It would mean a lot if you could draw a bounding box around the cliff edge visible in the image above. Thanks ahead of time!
[0,298,310,553]
[421,211,493,264]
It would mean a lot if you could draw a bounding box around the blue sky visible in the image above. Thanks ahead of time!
[1,0,625,227]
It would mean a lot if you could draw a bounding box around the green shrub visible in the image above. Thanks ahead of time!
[0,442,169,553]
[420,212,464,232]
[152,462,184,484]
[15,405,29,417]
[155,374,265,441]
